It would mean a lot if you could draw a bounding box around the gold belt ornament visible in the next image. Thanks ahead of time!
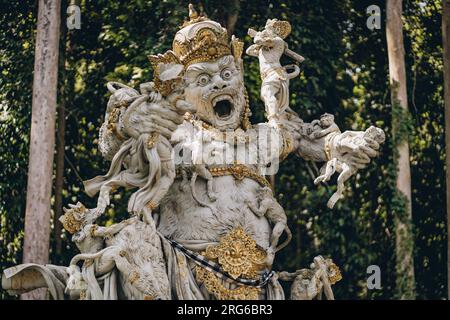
[196,267,261,300]
[195,227,267,300]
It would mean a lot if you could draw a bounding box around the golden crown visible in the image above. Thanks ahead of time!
[148,4,244,96]
[173,27,231,67]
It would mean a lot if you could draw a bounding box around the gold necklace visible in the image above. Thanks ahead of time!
[184,113,252,144]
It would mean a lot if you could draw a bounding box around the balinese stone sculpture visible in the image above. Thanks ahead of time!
[245,186,292,268]
[246,19,304,125]
[1,4,385,300]
[278,256,342,300]
[314,125,386,208]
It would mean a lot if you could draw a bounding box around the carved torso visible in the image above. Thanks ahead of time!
[157,120,283,248]
[158,176,272,248]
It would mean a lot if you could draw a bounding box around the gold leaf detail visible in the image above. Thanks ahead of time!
[195,227,266,300]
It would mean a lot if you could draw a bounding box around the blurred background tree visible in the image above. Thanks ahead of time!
[0,0,447,299]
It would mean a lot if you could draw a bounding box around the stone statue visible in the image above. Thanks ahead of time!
[278,256,342,300]
[246,19,304,125]
[314,126,386,208]
[172,123,218,206]
[245,186,292,268]
[308,113,341,140]
[1,4,385,300]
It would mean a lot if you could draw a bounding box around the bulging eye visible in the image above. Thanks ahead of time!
[197,74,211,86]
[221,68,232,80]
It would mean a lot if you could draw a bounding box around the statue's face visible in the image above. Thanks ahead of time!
[319,114,334,128]
[260,186,273,198]
[253,29,277,45]
[183,55,245,130]
[365,126,386,143]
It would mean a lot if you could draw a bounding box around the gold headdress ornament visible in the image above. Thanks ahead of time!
[265,19,292,39]
[148,51,182,97]
[148,3,244,96]
[181,3,210,28]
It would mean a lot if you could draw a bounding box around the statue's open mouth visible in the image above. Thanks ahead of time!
[212,95,234,120]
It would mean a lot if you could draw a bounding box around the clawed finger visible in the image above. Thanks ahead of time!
[351,155,370,164]
[149,116,179,132]
[363,137,380,150]
[348,161,366,170]
[359,145,378,158]
[353,151,371,163]
[147,123,175,139]
[145,103,184,124]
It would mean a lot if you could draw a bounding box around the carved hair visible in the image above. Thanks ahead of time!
[265,19,292,39]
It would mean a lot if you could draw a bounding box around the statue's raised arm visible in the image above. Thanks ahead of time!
[247,19,385,208]
[85,80,186,220]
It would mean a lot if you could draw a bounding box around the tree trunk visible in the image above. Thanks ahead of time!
[22,0,61,300]
[442,0,450,300]
[54,0,69,257]
[54,70,66,256]
[226,0,240,37]
[386,0,415,299]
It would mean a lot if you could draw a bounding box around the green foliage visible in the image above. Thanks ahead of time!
[0,0,36,300]
[0,0,447,300]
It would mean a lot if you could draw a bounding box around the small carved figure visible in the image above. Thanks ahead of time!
[278,256,341,300]
[246,19,304,123]
[308,113,341,139]
[125,78,197,220]
[60,203,169,299]
[245,186,292,267]
[119,87,177,220]
[278,269,318,300]
[59,202,135,299]
[59,202,134,255]
[314,126,385,208]
[172,123,218,208]
[98,82,139,161]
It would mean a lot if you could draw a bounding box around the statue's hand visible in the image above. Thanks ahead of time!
[331,130,382,170]
[123,96,185,140]
[164,85,195,113]
[94,187,110,216]
[66,265,86,295]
